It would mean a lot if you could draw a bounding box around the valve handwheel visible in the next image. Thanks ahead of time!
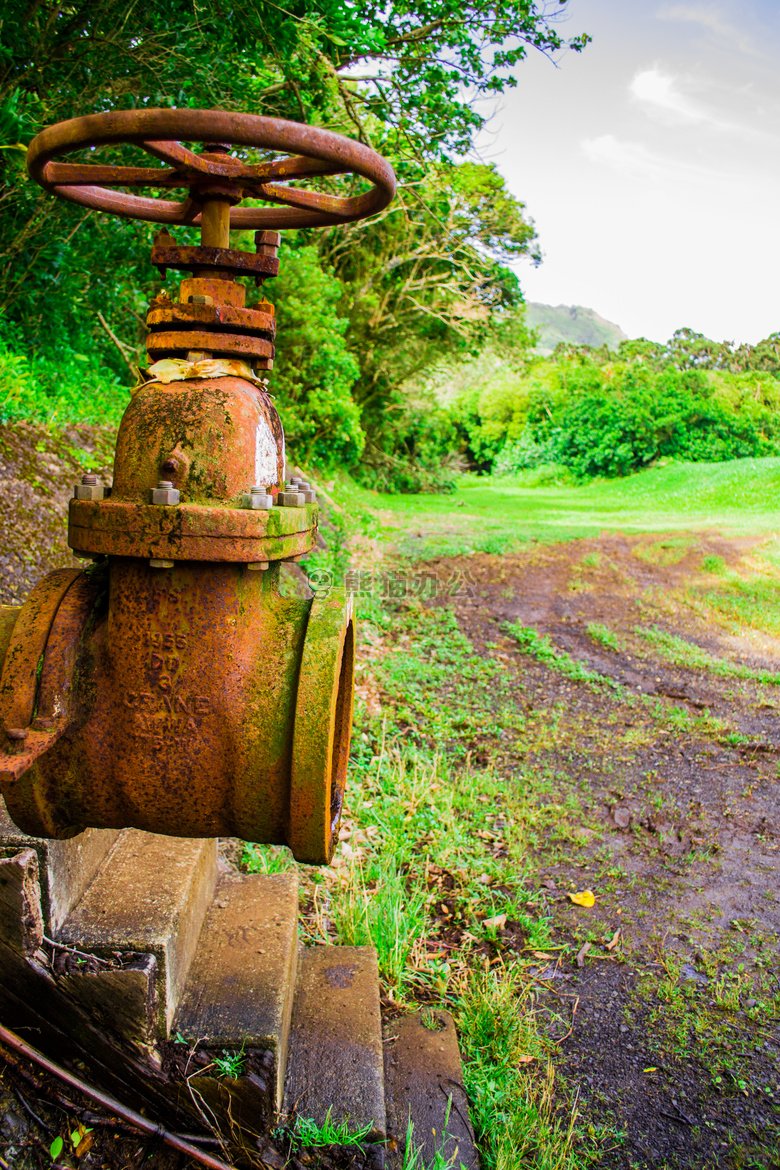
[26,108,396,229]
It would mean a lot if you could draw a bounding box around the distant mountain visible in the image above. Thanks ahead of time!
[526,303,629,354]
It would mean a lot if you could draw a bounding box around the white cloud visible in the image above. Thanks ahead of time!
[657,4,761,57]
[580,133,745,188]
[628,66,771,138]
[630,67,708,123]
[582,134,662,177]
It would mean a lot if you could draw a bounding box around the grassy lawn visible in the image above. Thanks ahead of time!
[255,456,780,1169]
[331,457,780,562]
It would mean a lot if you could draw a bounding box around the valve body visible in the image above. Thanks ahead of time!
[0,108,396,863]
[0,371,354,864]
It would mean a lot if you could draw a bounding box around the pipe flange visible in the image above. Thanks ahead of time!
[289,592,355,863]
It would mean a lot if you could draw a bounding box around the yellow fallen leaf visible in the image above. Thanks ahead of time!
[643,1067,658,1073]
[568,890,596,907]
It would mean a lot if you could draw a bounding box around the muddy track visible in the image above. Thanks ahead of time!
[409,534,780,1168]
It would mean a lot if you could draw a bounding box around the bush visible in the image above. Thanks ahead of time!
[528,362,778,478]
[0,316,128,427]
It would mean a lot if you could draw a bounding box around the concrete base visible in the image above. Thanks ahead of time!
[283,946,386,1138]
[384,1012,478,1170]
[0,797,118,933]
[59,829,217,1033]
[0,815,475,1158]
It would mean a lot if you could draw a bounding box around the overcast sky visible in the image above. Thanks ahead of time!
[480,0,780,344]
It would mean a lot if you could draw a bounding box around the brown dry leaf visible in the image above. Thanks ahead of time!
[606,929,621,951]
[568,889,596,907]
[76,1134,95,1160]
[517,1054,535,1064]
[483,913,507,930]
[576,941,591,968]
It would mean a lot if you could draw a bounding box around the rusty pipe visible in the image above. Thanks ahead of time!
[0,560,353,864]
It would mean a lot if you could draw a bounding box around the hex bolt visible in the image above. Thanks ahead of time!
[277,489,304,508]
[247,561,270,571]
[149,559,175,569]
[241,485,273,510]
[151,479,180,505]
[296,481,317,504]
[74,473,106,501]
[286,476,316,503]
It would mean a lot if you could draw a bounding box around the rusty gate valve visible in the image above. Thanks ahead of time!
[0,110,395,864]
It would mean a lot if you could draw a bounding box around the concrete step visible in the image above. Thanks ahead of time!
[283,945,386,1140]
[58,829,217,1034]
[0,797,118,934]
[384,1011,478,1170]
[170,870,299,1134]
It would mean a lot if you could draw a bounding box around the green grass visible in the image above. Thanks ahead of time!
[328,456,780,562]
[212,1045,246,1078]
[370,606,525,758]
[503,621,620,690]
[638,624,780,683]
[700,572,780,636]
[283,598,627,1167]
[303,743,604,1168]
[291,1108,374,1149]
[241,842,295,874]
[586,623,620,652]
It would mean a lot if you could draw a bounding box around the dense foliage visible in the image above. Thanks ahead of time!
[451,330,780,481]
[0,0,586,471]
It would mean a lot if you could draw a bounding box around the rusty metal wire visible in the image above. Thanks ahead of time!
[0,1021,236,1170]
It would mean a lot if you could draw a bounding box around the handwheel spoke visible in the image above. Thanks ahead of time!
[255,182,349,215]
[27,110,396,229]
[244,155,349,184]
[44,162,186,189]
[142,139,213,172]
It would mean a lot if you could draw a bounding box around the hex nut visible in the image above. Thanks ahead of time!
[151,480,180,505]
[74,473,105,501]
[247,561,270,571]
[149,558,175,569]
[277,490,304,508]
[241,488,273,510]
[291,479,316,503]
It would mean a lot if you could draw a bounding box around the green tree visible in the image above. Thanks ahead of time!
[264,244,363,465]
[0,0,586,470]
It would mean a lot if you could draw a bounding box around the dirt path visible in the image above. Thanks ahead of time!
[1,415,778,1168]
[403,532,780,1168]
